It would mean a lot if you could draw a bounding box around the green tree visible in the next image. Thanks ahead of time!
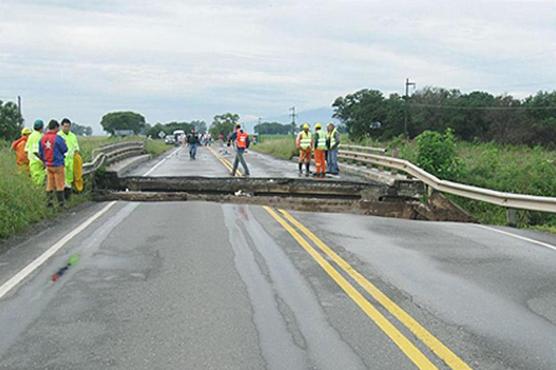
[100,111,146,135]
[332,89,387,140]
[191,120,207,134]
[146,123,167,138]
[523,91,556,146]
[165,121,194,134]
[0,100,24,140]
[333,86,556,146]
[71,122,93,136]
[209,113,239,138]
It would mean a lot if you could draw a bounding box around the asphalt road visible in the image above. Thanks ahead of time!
[1,145,556,369]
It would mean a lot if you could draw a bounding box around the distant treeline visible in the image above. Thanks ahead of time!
[254,121,293,135]
[332,87,556,146]
[146,120,207,137]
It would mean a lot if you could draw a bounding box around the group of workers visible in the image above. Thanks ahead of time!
[296,122,340,177]
[10,118,81,207]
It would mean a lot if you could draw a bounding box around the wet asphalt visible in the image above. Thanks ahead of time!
[1,145,556,369]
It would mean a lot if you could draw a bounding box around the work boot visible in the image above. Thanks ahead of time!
[64,187,72,201]
[298,163,303,175]
[56,191,65,208]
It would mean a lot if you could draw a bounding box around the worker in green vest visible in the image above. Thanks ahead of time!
[313,123,327,177]
[296,123,313,176]
[58,118,80,200]
[24,119,46,186]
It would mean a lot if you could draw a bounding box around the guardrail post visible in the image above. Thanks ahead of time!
[506,208,518,227]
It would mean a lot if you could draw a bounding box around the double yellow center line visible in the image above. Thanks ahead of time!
[207,146,243,176]
[210,146,471,369]
[264,208,472,370]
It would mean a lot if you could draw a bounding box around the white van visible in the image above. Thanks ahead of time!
[172,130,186,145]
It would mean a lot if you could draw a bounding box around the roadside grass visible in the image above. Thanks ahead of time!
[0,141,52,239]
[253,135,297,160]
[144,139,170,157]
[0,137,171,240]
[350,137,556,229]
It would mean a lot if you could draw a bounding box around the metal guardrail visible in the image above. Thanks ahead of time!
[341,144,387,154]
[83,141,145,175]
[339,149,556,214]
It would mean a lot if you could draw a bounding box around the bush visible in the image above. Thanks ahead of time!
[416,129,463,181]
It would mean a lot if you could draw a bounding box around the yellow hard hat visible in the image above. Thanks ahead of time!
[21,127,32,135]
[315,123,322,129]
[303,123,310,129]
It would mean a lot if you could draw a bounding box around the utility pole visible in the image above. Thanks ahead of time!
[289,106,297,135]
[404,78,416,138]
[17,95,21,116]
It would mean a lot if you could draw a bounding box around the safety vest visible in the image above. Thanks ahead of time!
[58,131,80,157]
[11,136,29,166]
[25,131,42,163]
[299,131,312,150]
[315,131,327,150]
[327,128,337,149]
[236,131,248,149]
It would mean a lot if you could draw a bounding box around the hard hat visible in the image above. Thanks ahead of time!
[303,123,310,129]
[21,127,32,135]
[315,123,322,129]
[33,119,44,130]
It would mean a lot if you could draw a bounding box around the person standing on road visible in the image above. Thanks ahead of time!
[187,128,200,160]
[326,122,340,176]
[11,127,32,173]
[25,119,46,186]
[313,123,327,177]
[58,118,80,200]
[39,120,68,207]
[296,123,313,176]
[228,124,250,176]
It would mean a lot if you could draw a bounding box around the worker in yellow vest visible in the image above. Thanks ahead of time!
[296,123,313,176]
[24,119,46,186]
[313,123,327,177]
[58,118,80,200]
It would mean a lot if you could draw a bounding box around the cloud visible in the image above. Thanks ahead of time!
[0,0,555,133]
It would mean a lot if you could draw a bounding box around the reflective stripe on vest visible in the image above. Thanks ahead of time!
[299,131,312,149]
[315,131,327,150]
[327,128,337,148]
[236,131,248,149]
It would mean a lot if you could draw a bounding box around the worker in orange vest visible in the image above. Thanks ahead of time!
[227,124,251,176]
[11,127,32,173]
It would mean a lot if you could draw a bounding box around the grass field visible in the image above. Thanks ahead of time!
[254,135,297,160]
[253,134,556,230]
[0,136,170,240]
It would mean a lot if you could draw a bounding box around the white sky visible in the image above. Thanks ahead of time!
[1,0,555,133]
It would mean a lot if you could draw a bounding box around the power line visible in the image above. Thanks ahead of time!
[408,103,556,110]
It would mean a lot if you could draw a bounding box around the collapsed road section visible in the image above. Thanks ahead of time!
[93,172,473,222]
